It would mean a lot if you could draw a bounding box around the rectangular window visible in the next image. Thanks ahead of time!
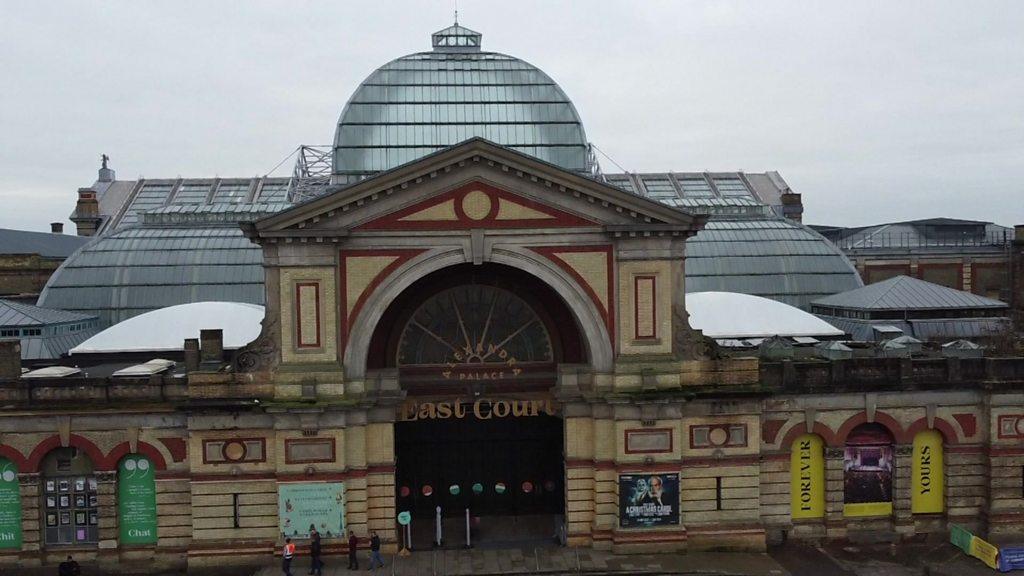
[715,477,723,510]
[232,494,241,529]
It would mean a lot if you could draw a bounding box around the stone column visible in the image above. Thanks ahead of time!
[96,470,118,562]
[19,474,40,556]
[893,444,914,537]
[824,447,846,539]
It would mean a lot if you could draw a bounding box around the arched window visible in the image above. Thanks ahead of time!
[118,455,157,545]
[843,423,894,517]
[911,430,944,514]
[41,448,98,546]
[790,434,825,520]
[0,457,21,549]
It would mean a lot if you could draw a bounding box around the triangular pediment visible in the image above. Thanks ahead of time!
[250,139,703,237]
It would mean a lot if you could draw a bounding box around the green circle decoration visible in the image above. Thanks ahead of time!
[472,483,483,495]
[495,482,506,494]
[449,484,460,496]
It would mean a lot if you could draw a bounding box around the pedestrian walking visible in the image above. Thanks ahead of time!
[308,525,323,576]
[282,537,296,576]
[348,530,359,570]
[367,531,384,571]
[58,555,81,576]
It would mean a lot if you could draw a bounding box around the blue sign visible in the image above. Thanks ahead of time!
[999,546,1024,572]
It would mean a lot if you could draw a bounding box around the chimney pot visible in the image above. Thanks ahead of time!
[50,222,64,234]
[199,329,224,367]
[0,341,22,380]
[183,338,200,372]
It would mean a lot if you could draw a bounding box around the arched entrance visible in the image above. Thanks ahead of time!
[40,448,98,547]
[370,264,581,546]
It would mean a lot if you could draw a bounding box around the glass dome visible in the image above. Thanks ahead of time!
[332,24,591,182]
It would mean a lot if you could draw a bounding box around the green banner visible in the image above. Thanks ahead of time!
[118,455,157,545]
[0,458,21,549]
[278,482,345,539]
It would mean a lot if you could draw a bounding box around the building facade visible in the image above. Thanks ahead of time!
[0,140,1022,572]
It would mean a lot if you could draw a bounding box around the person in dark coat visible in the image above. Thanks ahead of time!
[58,555,81,576]
[308,525,323,576]
[347,530,359,570]
[368,531,384,571]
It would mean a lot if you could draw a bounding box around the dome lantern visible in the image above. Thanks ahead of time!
[431,24,482,52]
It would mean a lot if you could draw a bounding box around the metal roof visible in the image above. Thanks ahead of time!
[0,228,89,258]
[811,275,1008,311]
[38,226,265,326]
[332,25,591,182]
[813,218,1014,252]
[816,316,1009,342]
[0,299,96,327]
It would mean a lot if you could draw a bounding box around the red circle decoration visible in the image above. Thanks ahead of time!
[544,480,556,493]
[422,485,433,497]
[522,481,534,494]
[399,486,411,498]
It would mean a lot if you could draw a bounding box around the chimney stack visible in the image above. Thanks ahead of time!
[183,338,200,372]
[1012,225,1024,330]
[50,222,64,234]
[199,329,224,368]
[0,341,22,380]
[780,192,803,223]
[71,188,101,237]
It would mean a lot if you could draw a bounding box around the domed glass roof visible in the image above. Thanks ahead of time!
[333,24,591,182]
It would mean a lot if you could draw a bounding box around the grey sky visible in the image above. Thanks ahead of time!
[2,1,1022,232]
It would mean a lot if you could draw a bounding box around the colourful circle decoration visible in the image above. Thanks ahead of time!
[421,485,433,497]
[449,484,460,496]
[522,481,534,494]
[495,482,506,494]
[544,480,556,493]
[399,486,411,498]
[472,483,483,495]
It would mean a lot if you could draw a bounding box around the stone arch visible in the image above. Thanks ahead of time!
[904,417,959,445]
[836,412,904,445]
[27,434,108,472]
[105,441,169,471]
[0,445,27,471]
[777,420,839,449]
[343,246,614,379]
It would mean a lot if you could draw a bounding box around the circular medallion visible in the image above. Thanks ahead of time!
[1,470,14,482]
[399,486,411,498]
[472,483,483,495]
[708,427,729,446]
[449,484,460,496]
[422,485,433,497]
[494,482,506,494]
[521,481,533,494]
[461,190,492,220]
[223,441,246,461]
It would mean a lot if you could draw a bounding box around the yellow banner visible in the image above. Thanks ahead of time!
[791,434,825,519]
[843,502,893,517]
[911,430,944,514]
[969,536,999,570]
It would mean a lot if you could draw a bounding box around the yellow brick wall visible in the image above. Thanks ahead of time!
[616,260,672,355]
[279,267,338,364]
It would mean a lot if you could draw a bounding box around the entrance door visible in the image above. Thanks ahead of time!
[395,413,564,521]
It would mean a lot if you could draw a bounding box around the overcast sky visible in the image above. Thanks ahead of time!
[2,1,1022,233]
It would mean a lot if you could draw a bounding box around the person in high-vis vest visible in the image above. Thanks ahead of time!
[282,537,296,576]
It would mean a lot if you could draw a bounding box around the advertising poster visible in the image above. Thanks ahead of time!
[618,473,678,528]
[911,430,944,514]
[279,482,345,538]
[118,455,158,545]
[790,434,825,520]
[843,425,894,517]
[0,458,21,549]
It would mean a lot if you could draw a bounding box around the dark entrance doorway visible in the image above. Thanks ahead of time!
[395,412,564,547]
[373,265,582,547]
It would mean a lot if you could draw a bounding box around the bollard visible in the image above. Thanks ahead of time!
[435,505,442,548]
[465,508,471,548]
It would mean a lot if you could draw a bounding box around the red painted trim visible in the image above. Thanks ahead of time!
[529,244,615,347]
[339,248,427,352]
[952,413,977,438]
[354,181,598,231]
[283,438,336,465]
[623,428,674,454]
[903,417,959,444]
[688,424,749,449]
[157,437,187,463]
[105,441,169,471]
[996,414,1023,440]
[26,434,109,472]
[777,421,839,448]
[835,411,904,444]
[0,445,27,471]
[295,281,322,349]
[201,438,267,465]
[633,275,657,340]
[762,419,787,445]
[990,446,1024,456]
[683,455,761,467]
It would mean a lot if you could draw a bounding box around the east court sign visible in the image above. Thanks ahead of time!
[398,397,558,422]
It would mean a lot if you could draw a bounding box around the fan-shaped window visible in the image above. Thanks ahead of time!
[397,285,552,366]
